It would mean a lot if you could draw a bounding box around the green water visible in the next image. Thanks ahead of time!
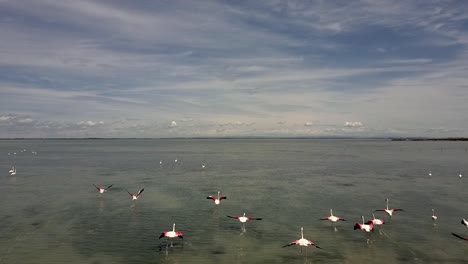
[0,139,467,263]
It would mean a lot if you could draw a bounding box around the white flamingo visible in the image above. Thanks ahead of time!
[370,213,385,225]
[374,198,404,216]
[8,166,15,174]
[283,227,322,254]
[159,223,183,239]
[354,216,374,232]
[128,188,144,200]
[93,184,113,194]
[319,209,346,222]
[431,209,437,221]
[206,191,226,205]
[9,167,16,176]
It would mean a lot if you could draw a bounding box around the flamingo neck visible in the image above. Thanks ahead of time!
[361,216,365,224]
[172,223,176,232]
[300,227,304,239]
[372,213,376,219]
[330,209,333,216]
[386,199,389,210]
[217,191,220,198]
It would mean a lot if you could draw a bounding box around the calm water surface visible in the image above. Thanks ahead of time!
[0,139,467,263]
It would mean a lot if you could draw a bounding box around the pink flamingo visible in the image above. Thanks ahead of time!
[93,184,113,194]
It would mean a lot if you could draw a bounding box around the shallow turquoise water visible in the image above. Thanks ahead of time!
[0,139,467,263]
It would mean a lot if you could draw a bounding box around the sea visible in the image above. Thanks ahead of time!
[0,139,467,263]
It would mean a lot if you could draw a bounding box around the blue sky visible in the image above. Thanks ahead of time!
[1,0,468,138]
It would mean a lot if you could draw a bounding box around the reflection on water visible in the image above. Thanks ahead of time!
[0,139,467,263]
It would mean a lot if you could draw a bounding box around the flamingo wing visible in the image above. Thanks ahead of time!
[226,215,239,219]
[105,184,113,190]
[127,191,134,197]
[308,241,322,249]
[247,217,262,220]
[158,232,167,239]
[374,209,386,212]
[452,233,468,241]
[137,188,144,196]
[93,184,101,191]
[207,196,216,201]
[175,232,183,239]
[353,223,362,230]
[393,208,404,211]
[282,240,299,247]
[219,196,227,200]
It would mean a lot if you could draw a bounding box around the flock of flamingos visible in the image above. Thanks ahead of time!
[7,153,468,256]
[87,170,468,255]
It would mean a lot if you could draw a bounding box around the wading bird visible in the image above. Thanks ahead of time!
[354,216,374,232]
[93,184,113,194]
[283,227,322,254]
[431,209,437,221]
[207,191,227,205]
[128,188,144,200]
[374,198,404,216]
[319,209,346,222]
[159,223,183,240]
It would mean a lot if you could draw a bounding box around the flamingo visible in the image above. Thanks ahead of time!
[8,166,15,174]
[282,227,322,254]
[370,213,385,225]
[201,164,206,169]
[354,216,374,232]
[159,223,183,239]
[374,198,404,216]
[207,191,226,205]
[459,171,463,178]
[462,218,468,227]
[431,209,437,221]
[9,167,16,176]
[159,160,162,165]
[93,184,113,194]
[227,213,262,223]
[128,188,144,200]
[451,233,468,241]
[428,171,432,176]
[319,209,346,222]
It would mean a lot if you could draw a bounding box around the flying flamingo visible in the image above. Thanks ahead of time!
[370,213,385,225]
[462,218,468,227]
[319,209,346,222]
[128,188,144,200]
[207,191,227,205]
[93,184,113,194]
[282,227,322,255]
[354,216,374,232]
[431,209,437,221]
[374,198,404,216]
[8,166,14,173]
[9,167,16,176]
[159,223,183,240]
[227,213,262,223]
[227,213,262,233]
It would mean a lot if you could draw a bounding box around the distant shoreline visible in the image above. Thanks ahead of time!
[390,137,468,141]
[0,137,466,141]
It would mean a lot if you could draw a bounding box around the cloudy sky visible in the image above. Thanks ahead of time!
[1,0,468,138]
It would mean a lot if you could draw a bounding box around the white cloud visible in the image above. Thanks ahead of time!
[345,121,363,128]
[304,121,319,126]
[169,121,177,128]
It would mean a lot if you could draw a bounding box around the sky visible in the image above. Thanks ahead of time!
[1,0,468,138]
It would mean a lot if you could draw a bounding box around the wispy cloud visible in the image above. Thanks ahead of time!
[0,0,467,137]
